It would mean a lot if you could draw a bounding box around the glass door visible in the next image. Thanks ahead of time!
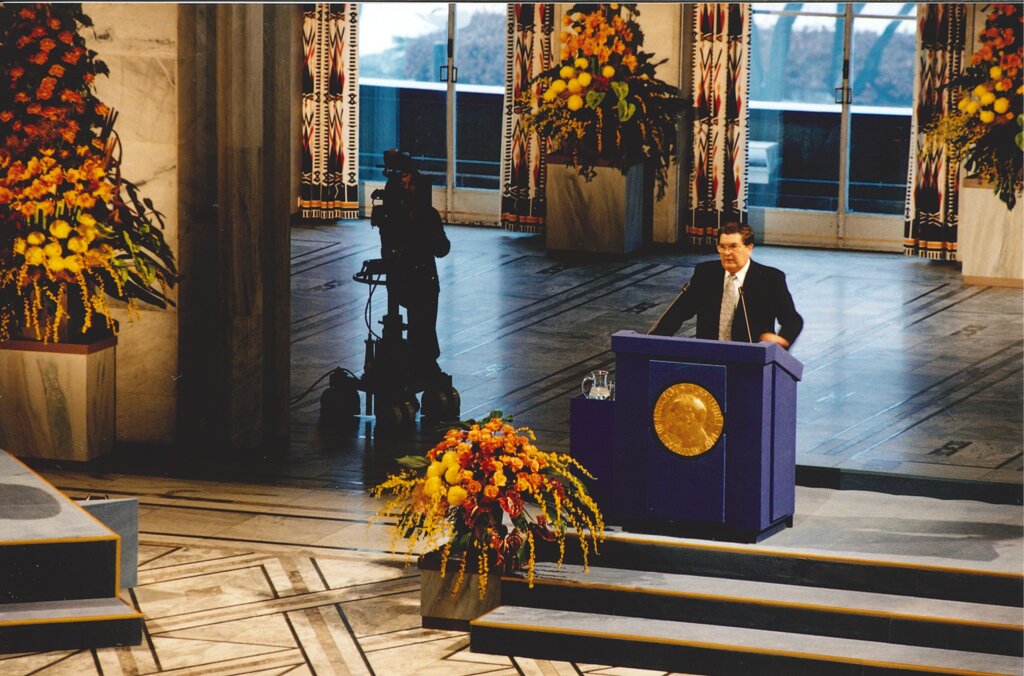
[358,3,505,224]
[749,3,917,250]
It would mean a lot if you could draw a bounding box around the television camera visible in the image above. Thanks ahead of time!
[319,149,460,426]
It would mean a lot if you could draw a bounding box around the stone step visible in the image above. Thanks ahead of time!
[554,531,1024,607]
[471,606,1024,676]
[0,597,142,653]
[0,451,120,603]
[504,563,1023,656]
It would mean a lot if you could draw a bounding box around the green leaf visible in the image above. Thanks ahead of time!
[397,455,431,469]
[585,91,606,109]
[610,81,629,101]
[618,101,636,122]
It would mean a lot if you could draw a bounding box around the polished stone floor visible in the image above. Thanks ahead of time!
[284,221,1022,492]
[6,469,1018,675]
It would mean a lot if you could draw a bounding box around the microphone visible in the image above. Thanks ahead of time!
[648,282,689,335]
[738,286,753,343]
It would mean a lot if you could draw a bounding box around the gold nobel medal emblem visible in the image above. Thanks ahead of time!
[653,383,724,457]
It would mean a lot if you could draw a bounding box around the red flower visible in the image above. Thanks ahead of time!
[16,36,33,49]
[39,38,56,52]
[0,112,12,123]
[62,48,83,65]
[48,18,61,30]
[10,66,25,80]
[48,64,65,78]
[29,51,48,65]
[30,26,46,39]
[19,7,36,19]
[58,31,74,45]
[60,89,82,104]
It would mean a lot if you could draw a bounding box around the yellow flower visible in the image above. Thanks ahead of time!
[26,231,46,246]
[567,94,583,111]
[979,91,996,106]
[602,65,615,78]
[447,485,468,506]
[77,213,97,228]
[63,255,82,274]
[483,485,499,499]
[574,57,589,70]
[492,471,507,487]
[990,66,1003,80]
[567,78,582,94]
[550,79,567,94]
[67,236,86,253]
[559,65,575,80]
[973,84,989,98]
[25,246,44,266]
[424,476,443,498]
[965,100,980,115]
[13,238,26,255]
[49,219,71,239]
[578,72,592,88]
[46,255,65,273]
[426,462,445,478]
[441,450,459,468]
[979,109,995,123]
[444,463,463,485]
[44,241,62,258]
[542,88,557,102]
[957,97,970,112]
[993,97,1010,114]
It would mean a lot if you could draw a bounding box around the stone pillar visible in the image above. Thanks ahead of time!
[177,5,298,453]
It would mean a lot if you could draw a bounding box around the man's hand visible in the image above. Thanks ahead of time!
[759,332,790,349]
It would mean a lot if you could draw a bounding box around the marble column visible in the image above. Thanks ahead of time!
[177,5,299,453]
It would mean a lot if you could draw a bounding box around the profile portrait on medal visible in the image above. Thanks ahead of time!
[652,383,723,457]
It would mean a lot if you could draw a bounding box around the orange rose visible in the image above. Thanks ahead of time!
[483,485,499,499]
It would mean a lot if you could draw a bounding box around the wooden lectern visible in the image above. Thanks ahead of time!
[570,330,804,542]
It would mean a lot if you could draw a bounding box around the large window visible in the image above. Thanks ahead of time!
[749,3,916,217]
[358,3,505,197]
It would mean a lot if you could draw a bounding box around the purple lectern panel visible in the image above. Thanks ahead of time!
[645,360,728,523]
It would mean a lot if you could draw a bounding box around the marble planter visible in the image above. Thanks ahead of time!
[958,179,1023,287]
[545,160,652,254]
[0,337,116,461]
[418,551,501,630]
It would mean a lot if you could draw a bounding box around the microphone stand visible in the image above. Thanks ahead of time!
[738,286,753,343]
[648,282,689,334]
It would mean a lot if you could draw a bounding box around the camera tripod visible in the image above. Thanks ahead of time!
[318,258,460,426]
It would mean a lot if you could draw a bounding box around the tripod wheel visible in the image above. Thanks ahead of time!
[320,376,360,426]
[421,385,460,422]
[376,398,418,426]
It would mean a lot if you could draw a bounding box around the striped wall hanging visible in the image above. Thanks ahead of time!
[688,3,750,248]
[300,3,360,220]
[903,3,966,261]
[500,3,554,234]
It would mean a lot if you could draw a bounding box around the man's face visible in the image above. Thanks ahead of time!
[399,172,416,192]
[717,233,753,274]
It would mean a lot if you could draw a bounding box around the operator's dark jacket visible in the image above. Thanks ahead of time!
[650,259,803,346]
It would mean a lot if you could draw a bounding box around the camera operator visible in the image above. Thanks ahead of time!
[375,152,450,384]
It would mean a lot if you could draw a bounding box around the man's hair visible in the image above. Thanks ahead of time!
[718,222,754,246]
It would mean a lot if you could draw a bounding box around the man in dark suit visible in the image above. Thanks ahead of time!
[650,222,803,349]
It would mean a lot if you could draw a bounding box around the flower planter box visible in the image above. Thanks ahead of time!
[0,337,116,462]
[418,550,502,631]
[545,160,652,255]
[958,178,1023,287]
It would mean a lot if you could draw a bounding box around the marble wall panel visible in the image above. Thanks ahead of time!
[80,4,180,444]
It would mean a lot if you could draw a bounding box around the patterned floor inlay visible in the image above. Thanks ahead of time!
[1,538,686,675]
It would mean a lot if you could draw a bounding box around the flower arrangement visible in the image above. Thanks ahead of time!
[522,3,683,198]
[927,3,1023,210]
[0,4,176,343]
[372,412,604,598]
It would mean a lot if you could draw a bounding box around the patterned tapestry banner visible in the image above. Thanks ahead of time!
[300,4,359,220]
[688,3,750,247]
[500,4,554,233]
[903,4,966,260]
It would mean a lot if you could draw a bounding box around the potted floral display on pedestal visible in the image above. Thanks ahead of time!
[522,3,684,254]
[0,4,177,460]
[372,412,604,629]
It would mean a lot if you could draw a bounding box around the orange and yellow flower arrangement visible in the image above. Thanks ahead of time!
[522,3,683,198]
[372,412,604,598]
[0,4,176,343]
[928,3,1023,209]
